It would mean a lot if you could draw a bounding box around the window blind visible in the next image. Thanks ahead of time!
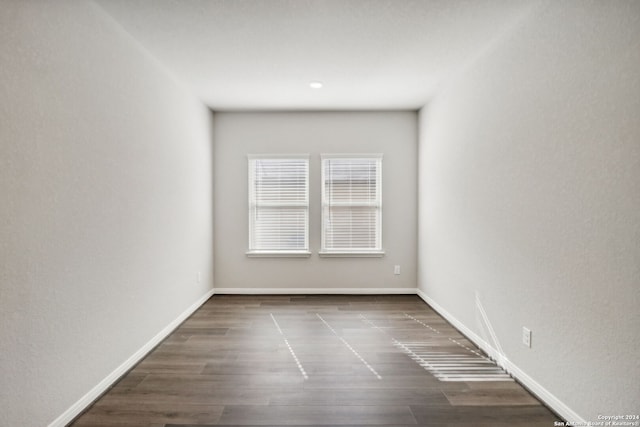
[248,156,309,253]
[321,155,382,253]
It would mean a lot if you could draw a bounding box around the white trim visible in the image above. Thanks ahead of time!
[318,251,385,258]
[416,289,504,364]
[247,153,310,159]
[248,156,310,253]
[415,288,584,425]
[246,250,311,258]
[48,289,215,427]
[321,155,383,253]
[321,153,384,159]
[50,286,584,426]
[214,287,416,295]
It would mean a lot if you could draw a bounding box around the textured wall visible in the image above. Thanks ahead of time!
[418,0,640,421]
[214,112,417,291]
[0,2,213,425]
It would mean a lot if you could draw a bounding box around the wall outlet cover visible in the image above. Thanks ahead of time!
[522,327,531,348]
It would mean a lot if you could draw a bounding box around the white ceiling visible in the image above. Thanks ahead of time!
[95,0,537,110]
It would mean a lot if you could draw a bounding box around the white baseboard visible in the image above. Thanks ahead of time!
[416,288,584,424]
[50,286,584,426]
[213,287,417,295]
[48,288,215,427]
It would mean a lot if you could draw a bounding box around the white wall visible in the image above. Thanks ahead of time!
[418,0,640,422]
[0,2,213,426]
[214,112,417,292]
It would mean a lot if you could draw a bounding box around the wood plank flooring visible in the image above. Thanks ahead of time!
[69,295,561,426]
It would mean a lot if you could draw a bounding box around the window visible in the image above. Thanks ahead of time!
[321,154,383,256]
[247,155,310,256]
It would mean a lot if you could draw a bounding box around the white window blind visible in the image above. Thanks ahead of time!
[321,155,383,255]
[248,156,309,255]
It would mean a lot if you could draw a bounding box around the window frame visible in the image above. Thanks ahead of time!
[246,154,311,258]
[319,153,384,257]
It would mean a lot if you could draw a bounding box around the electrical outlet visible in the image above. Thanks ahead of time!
[197,272,202,283]
[522,327,531,348]
[394,265,401,275]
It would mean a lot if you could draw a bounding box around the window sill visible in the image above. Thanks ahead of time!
[246,251,311,258]
[319,251,385,258]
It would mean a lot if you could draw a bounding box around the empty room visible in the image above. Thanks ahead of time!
[1,1,638,426]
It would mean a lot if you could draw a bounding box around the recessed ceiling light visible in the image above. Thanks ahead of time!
[309,81,323,89]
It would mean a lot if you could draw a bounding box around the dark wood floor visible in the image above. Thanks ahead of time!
[70,295,561,426]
